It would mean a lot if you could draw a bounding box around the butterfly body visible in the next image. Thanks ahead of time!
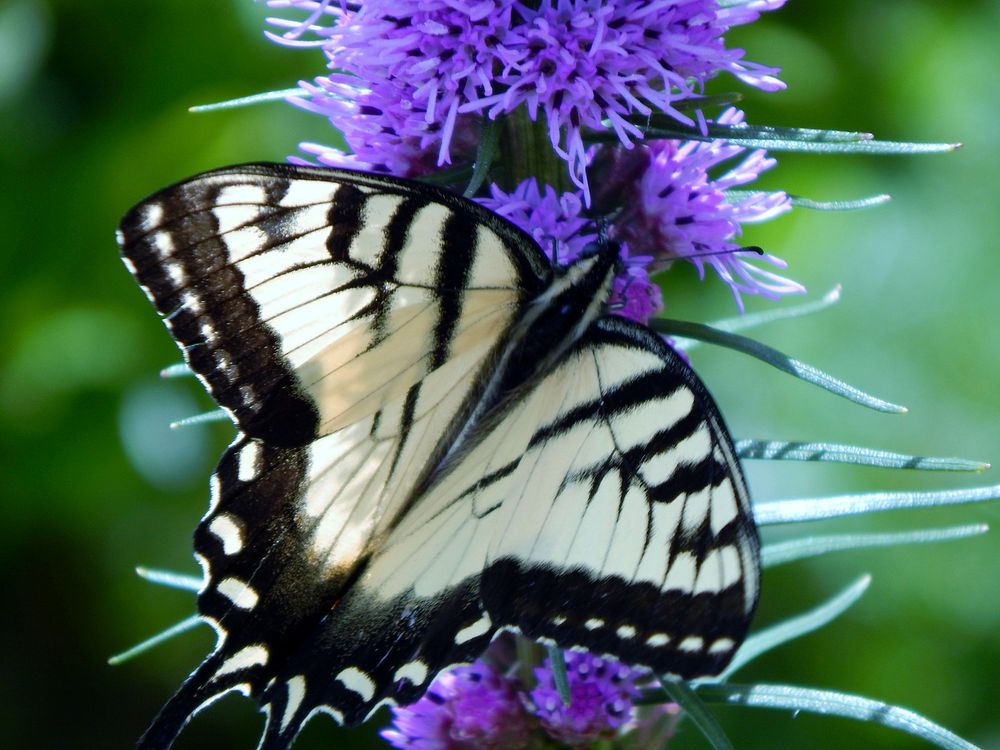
[117,164,759,749]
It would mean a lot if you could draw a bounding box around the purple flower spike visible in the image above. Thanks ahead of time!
[613,109,802,310]
[479,179,596,265]
[528,650,645,747]
[268,0,785,192]
[470,0,786,195]
[382,662,533,750]
[287,76,483,177]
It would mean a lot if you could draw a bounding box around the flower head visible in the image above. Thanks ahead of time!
[470,0,786,193]
[605,108,801,310]
[268,0,786,193]
[480,179,663,324]
[527,651,645,746]
[382,662,533,750]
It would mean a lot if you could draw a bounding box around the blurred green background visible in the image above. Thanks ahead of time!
[0,1,997,748]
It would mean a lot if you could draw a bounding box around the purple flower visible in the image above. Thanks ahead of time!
[527,650,645,746]
[479,179,663,324]
[469,0,786,193]
[607,108,802,310]
[479,178,596,265]
[267,0,785,191]
[381,662,533,750]
[288,75,483,176]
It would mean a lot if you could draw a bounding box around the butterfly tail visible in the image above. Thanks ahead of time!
[136,652,243,750]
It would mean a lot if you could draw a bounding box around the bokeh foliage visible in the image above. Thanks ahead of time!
[0,1,996,748]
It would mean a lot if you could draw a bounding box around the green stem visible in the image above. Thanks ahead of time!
[499,108,571,193]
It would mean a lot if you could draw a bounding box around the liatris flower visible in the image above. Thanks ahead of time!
[527,651,645,747]
[596,108,802,310]
[268,0,786,193]
[480,178,664,323]
[381,662,533,750]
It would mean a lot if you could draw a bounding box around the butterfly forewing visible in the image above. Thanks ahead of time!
[118,163,759,750]
[118,164,548,445]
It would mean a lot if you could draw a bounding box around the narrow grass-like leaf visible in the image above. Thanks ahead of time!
[754,485,1000,525]
[613,119,960,154]
[464,117,501,198]
[159,362,193,378]
[719,576,870,679]
[736,440,989,472]
[653,319,906,413]
[108,615,203,665]
[693,683,981,750]
[135,566,202,593]
[790,194,892,210]
[417,164,475,187]
[671,287,842,354]
[656,677,735,750]
[671,93,743,112]
[635,117,871,143]
[546,645,571,706]
[725,190,892,211]
[189,87,306,113]
[170,409,229,430]
[761,525,989,568]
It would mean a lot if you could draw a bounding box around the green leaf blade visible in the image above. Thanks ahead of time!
[761,525,989,568]
[695,683,982,750]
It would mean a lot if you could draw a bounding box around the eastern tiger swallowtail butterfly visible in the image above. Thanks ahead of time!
[117,163,760,749]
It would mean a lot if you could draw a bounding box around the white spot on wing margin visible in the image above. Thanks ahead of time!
[217,577,259,610]
[335,667,376,702]
[454,614,492,644]
[281,675,307,732]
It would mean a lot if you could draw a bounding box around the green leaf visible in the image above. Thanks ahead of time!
[652,319,906,413]
[754,485,1000,525]
[671,93,744,112]
[615,119,960,155]
[416,164,475,187]
[656,677,735,750]
[108,615,203,665]
[546,645,572,706]
[736,439,989,472]
[169,409,229,430]
[719,576,871,679]
[188,87,307,113]
[725,190,892,211]
[135,566,202,593]
[761,525,989,568]
[464,117,501,198]
[789,194,892,211]
[694,683,982,750]
[675,287,841,353]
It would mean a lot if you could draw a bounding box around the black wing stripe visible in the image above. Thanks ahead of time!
[478,316,758,679]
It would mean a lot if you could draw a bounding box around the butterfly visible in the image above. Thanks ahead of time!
[117,163,760,749]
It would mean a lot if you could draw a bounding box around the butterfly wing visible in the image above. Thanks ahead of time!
[119,163,549,446]
[117,164,551,748]
[407,313,759,678]
[242,314,758,746]
[479,315,759,676]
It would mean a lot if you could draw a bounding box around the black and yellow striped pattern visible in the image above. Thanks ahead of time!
[118,163,759,750]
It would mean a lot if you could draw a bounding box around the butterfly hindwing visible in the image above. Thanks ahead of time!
[478,316,758,677]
